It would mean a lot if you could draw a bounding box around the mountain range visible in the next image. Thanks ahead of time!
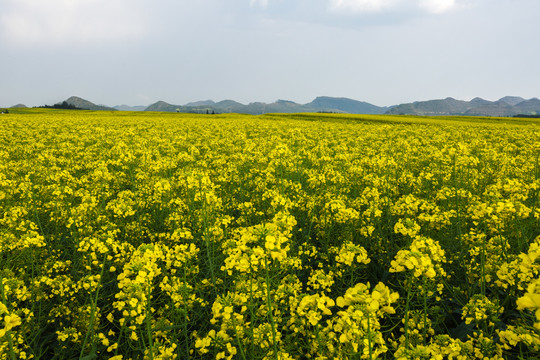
[386,96,540,117]
[6,95,540,117]
[141,96,389,115]
[141,96,540,117]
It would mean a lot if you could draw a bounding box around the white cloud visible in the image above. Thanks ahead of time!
[418,0,458,14]
[250,0,269,8]
[328,0,471,14]
[328,0,401,13]
[0,0,147,46]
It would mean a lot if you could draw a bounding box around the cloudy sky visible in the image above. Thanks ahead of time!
[1,0,539,107]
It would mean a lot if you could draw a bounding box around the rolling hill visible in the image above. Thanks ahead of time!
[307,96,388,114]
[144,96,388,115]
[64,96,117,111]
[386,96,540,116]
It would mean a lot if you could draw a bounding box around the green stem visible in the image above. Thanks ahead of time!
[146,287,154,360]
[422,277,428,346]
[314,323,321,354]
[231,310,247,360]
[481,237,486,296]
[182,267,190,360]
[29,180,51,256]
[264,256,279,360]
[453,158,463,253]
[79,259,106,359]
[113,325,126,357]
[201,186,216,292]
[367,314,373,360]
[248,271,255,359]
[453,156,470,297]
[404,278,413,349]
[0,279,16,360]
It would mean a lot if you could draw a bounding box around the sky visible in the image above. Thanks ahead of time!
[1,0,539,108]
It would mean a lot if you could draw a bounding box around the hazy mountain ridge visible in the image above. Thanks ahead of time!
[144,96,540,116]
[498,96,526,106]
[307,96,389,114]
[25,95,540,117]
[184,100,216,107]
[385,97,471,115]
[387,96,540,116]
[144,96,388,115]
[114,105,147,111]
[65,96,117,111]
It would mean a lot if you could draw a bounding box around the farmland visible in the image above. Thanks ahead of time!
[1,109,540,359]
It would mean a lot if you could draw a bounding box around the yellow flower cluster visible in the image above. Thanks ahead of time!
[331,282,398,358]
[516,278,540,330]
[0,275,33,359]
[335,241,371,267]
[221,211,297,276]
[296,293,335,326]
[462,295,503,327]
[389,236,446,279]
[496,235,540,292]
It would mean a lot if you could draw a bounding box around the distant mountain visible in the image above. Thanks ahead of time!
[144,101,182,112]
[464,100,516,117]
[307,96,388,114]
[144,99,303,114]
[386,96,540,117]
[10,104,28,108]
[114,105,147,111]
[470,97,492,106]
[498,96,526,106]
[514,98,540,113]
[213,100,246,113]
[386,97,472,115]
[65,96,117,111]
[185,100,215,107]
[241,100,312,115]
[144,96,388,115]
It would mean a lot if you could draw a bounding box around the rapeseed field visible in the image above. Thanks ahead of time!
[1,109,540,359]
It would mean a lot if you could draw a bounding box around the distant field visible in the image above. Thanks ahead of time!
[1,109,540,359]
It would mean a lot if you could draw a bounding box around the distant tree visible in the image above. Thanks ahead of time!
[36,101,82,110]
[514,113,540,118]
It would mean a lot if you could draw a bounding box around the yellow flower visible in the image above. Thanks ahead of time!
[4,313,21,331]
[107,312,115,323]
[516,293,540,310]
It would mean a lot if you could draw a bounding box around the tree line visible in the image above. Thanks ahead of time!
[36,101,83,110]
